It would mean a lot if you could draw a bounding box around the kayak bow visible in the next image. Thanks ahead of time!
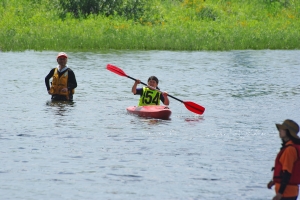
[126,105,172,120]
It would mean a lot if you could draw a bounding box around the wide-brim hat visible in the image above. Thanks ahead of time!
[276,119,299,139]
[57,52,68,59]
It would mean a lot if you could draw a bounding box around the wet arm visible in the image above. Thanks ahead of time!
[45,69,55,91]
[68,70,77,90]
[132,80,140,94]
[278,170,292,194]
[164,95,169,105]
[162,92,169,105]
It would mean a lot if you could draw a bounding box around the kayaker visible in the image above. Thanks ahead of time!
[132,76,170,106]
[45,52,77,101]
[267,119,300,200]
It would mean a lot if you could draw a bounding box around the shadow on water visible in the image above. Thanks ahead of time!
[45,100,76,116]
[128,114,171,125]
[183,115,204,122]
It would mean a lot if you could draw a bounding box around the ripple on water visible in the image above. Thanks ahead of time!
[0,50,299,200]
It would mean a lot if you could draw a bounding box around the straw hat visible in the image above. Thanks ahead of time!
[276,119,299,139]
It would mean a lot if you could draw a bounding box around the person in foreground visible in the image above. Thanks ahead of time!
[132,76,169,106]
[267,119,300,200]
[45,52,77,101]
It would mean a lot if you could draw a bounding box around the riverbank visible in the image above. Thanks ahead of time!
[0,0,299,51]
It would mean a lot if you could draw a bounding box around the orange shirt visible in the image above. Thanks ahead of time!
[275,141,299,197]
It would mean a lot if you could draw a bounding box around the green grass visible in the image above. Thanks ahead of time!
[0,0,299,51]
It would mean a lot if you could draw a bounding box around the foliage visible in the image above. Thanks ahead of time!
[264,0,291,8]
[0,0,299,51]
[57,0,148,21]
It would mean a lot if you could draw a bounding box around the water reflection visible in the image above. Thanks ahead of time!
[45,100,75,116]
[1,50,299,200]
[129,117,170,125]
[184,115,204,122]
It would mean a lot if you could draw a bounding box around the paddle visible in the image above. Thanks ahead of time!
[106,64,205,115]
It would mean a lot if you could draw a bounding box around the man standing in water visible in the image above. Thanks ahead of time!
[45,52,77,101]
[267,119,300,200]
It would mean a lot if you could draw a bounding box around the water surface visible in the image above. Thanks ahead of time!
[0,50,300,199]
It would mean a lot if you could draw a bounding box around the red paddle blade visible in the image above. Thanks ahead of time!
[183,101,205,115]
[106,64,127,77]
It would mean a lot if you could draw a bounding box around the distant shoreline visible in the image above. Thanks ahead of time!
[1,0,299,51]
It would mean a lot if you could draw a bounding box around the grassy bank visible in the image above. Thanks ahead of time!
[0,0,299,51]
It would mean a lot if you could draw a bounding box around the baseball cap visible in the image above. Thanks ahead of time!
[57,52,68,59]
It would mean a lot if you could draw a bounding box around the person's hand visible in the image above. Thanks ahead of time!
[61,88,68,93]
[267,180,274,189]
[162,92,168,97]
[135,80,141,84]
[272,193,282,200]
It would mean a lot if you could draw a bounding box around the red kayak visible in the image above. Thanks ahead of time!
[126,105,172,120]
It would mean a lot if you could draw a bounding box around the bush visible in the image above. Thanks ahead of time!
[58,0,147,20]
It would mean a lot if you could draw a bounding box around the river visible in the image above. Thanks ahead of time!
[0,50,299,199]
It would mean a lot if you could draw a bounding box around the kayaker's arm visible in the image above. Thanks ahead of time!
[132,79,140,94]
[162,92,170,106]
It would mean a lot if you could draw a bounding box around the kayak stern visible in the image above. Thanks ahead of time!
[127,106,172,120]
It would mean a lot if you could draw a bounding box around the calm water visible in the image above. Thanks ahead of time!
[0,50,299,200]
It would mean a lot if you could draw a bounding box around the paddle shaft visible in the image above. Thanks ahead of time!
[127,75,184,103]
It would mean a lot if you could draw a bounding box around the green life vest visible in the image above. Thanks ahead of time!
[138,87,160,106]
